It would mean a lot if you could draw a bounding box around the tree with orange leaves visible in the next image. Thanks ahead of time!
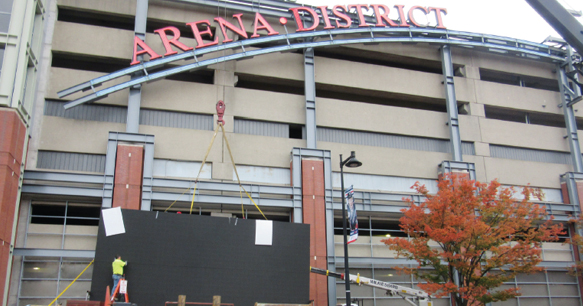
[383,174,563,306]
[567,218,583,276]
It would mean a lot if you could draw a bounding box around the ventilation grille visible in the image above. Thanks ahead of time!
[234,119,289,138]
[490,145,572,165]
[37,151,106,173]
[44,100,213,130]
[318,127,475,155]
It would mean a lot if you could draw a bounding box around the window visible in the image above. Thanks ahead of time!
[480,68,559,92]
[26,202,100,250]
[0,0,13,32]
[18,257,93,306]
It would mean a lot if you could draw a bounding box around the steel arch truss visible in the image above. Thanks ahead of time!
[58,27,567,109]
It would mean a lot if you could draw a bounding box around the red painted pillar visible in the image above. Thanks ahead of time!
[560,176,583,219]
[301,158,328,306]
[0,109,26,304]
[112,144,144,210]
[560,178,583,214]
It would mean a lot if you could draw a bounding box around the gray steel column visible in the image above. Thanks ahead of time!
[127,0,149,133]
[440,45,463,162]
[141,135,155,211]
[526,0,583,55]
[323,151,336,306]
[291,149,303,223]
[102,133,118,208]
[558,64,583,172]
[304,47,317,149]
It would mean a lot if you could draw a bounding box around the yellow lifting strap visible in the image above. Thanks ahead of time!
[189,122,221,214]
[219,123,267,220]
[164,123,221,213]
[164,116,267,220]
[48,259,94,306]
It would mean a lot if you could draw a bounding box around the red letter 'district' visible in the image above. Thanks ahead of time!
[408,6,429,28]
[154,26,193,56]
[131,36,161,65]
[214,14,248,43]
[289,7,320,32]
[186,20,219,49]
[347,4,370,27]
[393,5,410,27]
[370,4,398,27]
[251,12,279,38]
[332,5,352,28]
[317,6,335,30]
[428,7,447,29]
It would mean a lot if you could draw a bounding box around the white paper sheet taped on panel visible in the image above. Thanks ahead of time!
[255,220,273,246]
[102,207,126,236]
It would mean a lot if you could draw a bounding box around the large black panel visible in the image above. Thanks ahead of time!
[91,210,310,306]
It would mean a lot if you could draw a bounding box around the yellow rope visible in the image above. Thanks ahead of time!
[164,121,267,220]
[220,123,267,220]
[240,186,267,220]
[190,184,198,214]
[48,259,94,306]
[190,123,221,214]
[164,185,193,212]
[164,124,221,213]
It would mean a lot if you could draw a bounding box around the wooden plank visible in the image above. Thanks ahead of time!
[213,296,221,306]
[178,295,186,306]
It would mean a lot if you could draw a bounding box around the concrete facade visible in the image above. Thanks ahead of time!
[0,0,44,304]
[2,0,583,306]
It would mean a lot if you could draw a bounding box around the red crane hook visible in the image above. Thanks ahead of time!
[216,100,225,126]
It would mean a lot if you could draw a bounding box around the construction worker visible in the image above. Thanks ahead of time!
[111,255,127,297]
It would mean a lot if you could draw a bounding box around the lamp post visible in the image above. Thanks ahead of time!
[339,151,362,306]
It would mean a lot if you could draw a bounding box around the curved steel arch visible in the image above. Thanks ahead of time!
[59,26,567,109]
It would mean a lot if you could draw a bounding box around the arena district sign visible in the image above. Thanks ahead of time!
[131,4,448,65]
[61,3,565,109]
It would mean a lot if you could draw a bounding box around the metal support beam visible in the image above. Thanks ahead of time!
[127,85,142,133]
[332,256,575,268]
[127,0,149,133]
[13,248,95,258]
[567,46,582,98]
[558,65,583,172]
[103,138,117,207]
[142,137,155,211]
[21,168,575,221]
[440,45,463,162]
[304,47,317,149]
[323,151,336,306]
[291,150,303,223]
[526,0,583,56]
[59,27,567,109]
[438,160,476,180]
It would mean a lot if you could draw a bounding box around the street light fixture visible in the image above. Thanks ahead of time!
[339,151,362,306]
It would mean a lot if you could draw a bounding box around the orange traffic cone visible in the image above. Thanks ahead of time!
[105,285,112,306]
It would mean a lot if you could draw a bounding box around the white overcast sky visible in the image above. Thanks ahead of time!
[298,0,583,44]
